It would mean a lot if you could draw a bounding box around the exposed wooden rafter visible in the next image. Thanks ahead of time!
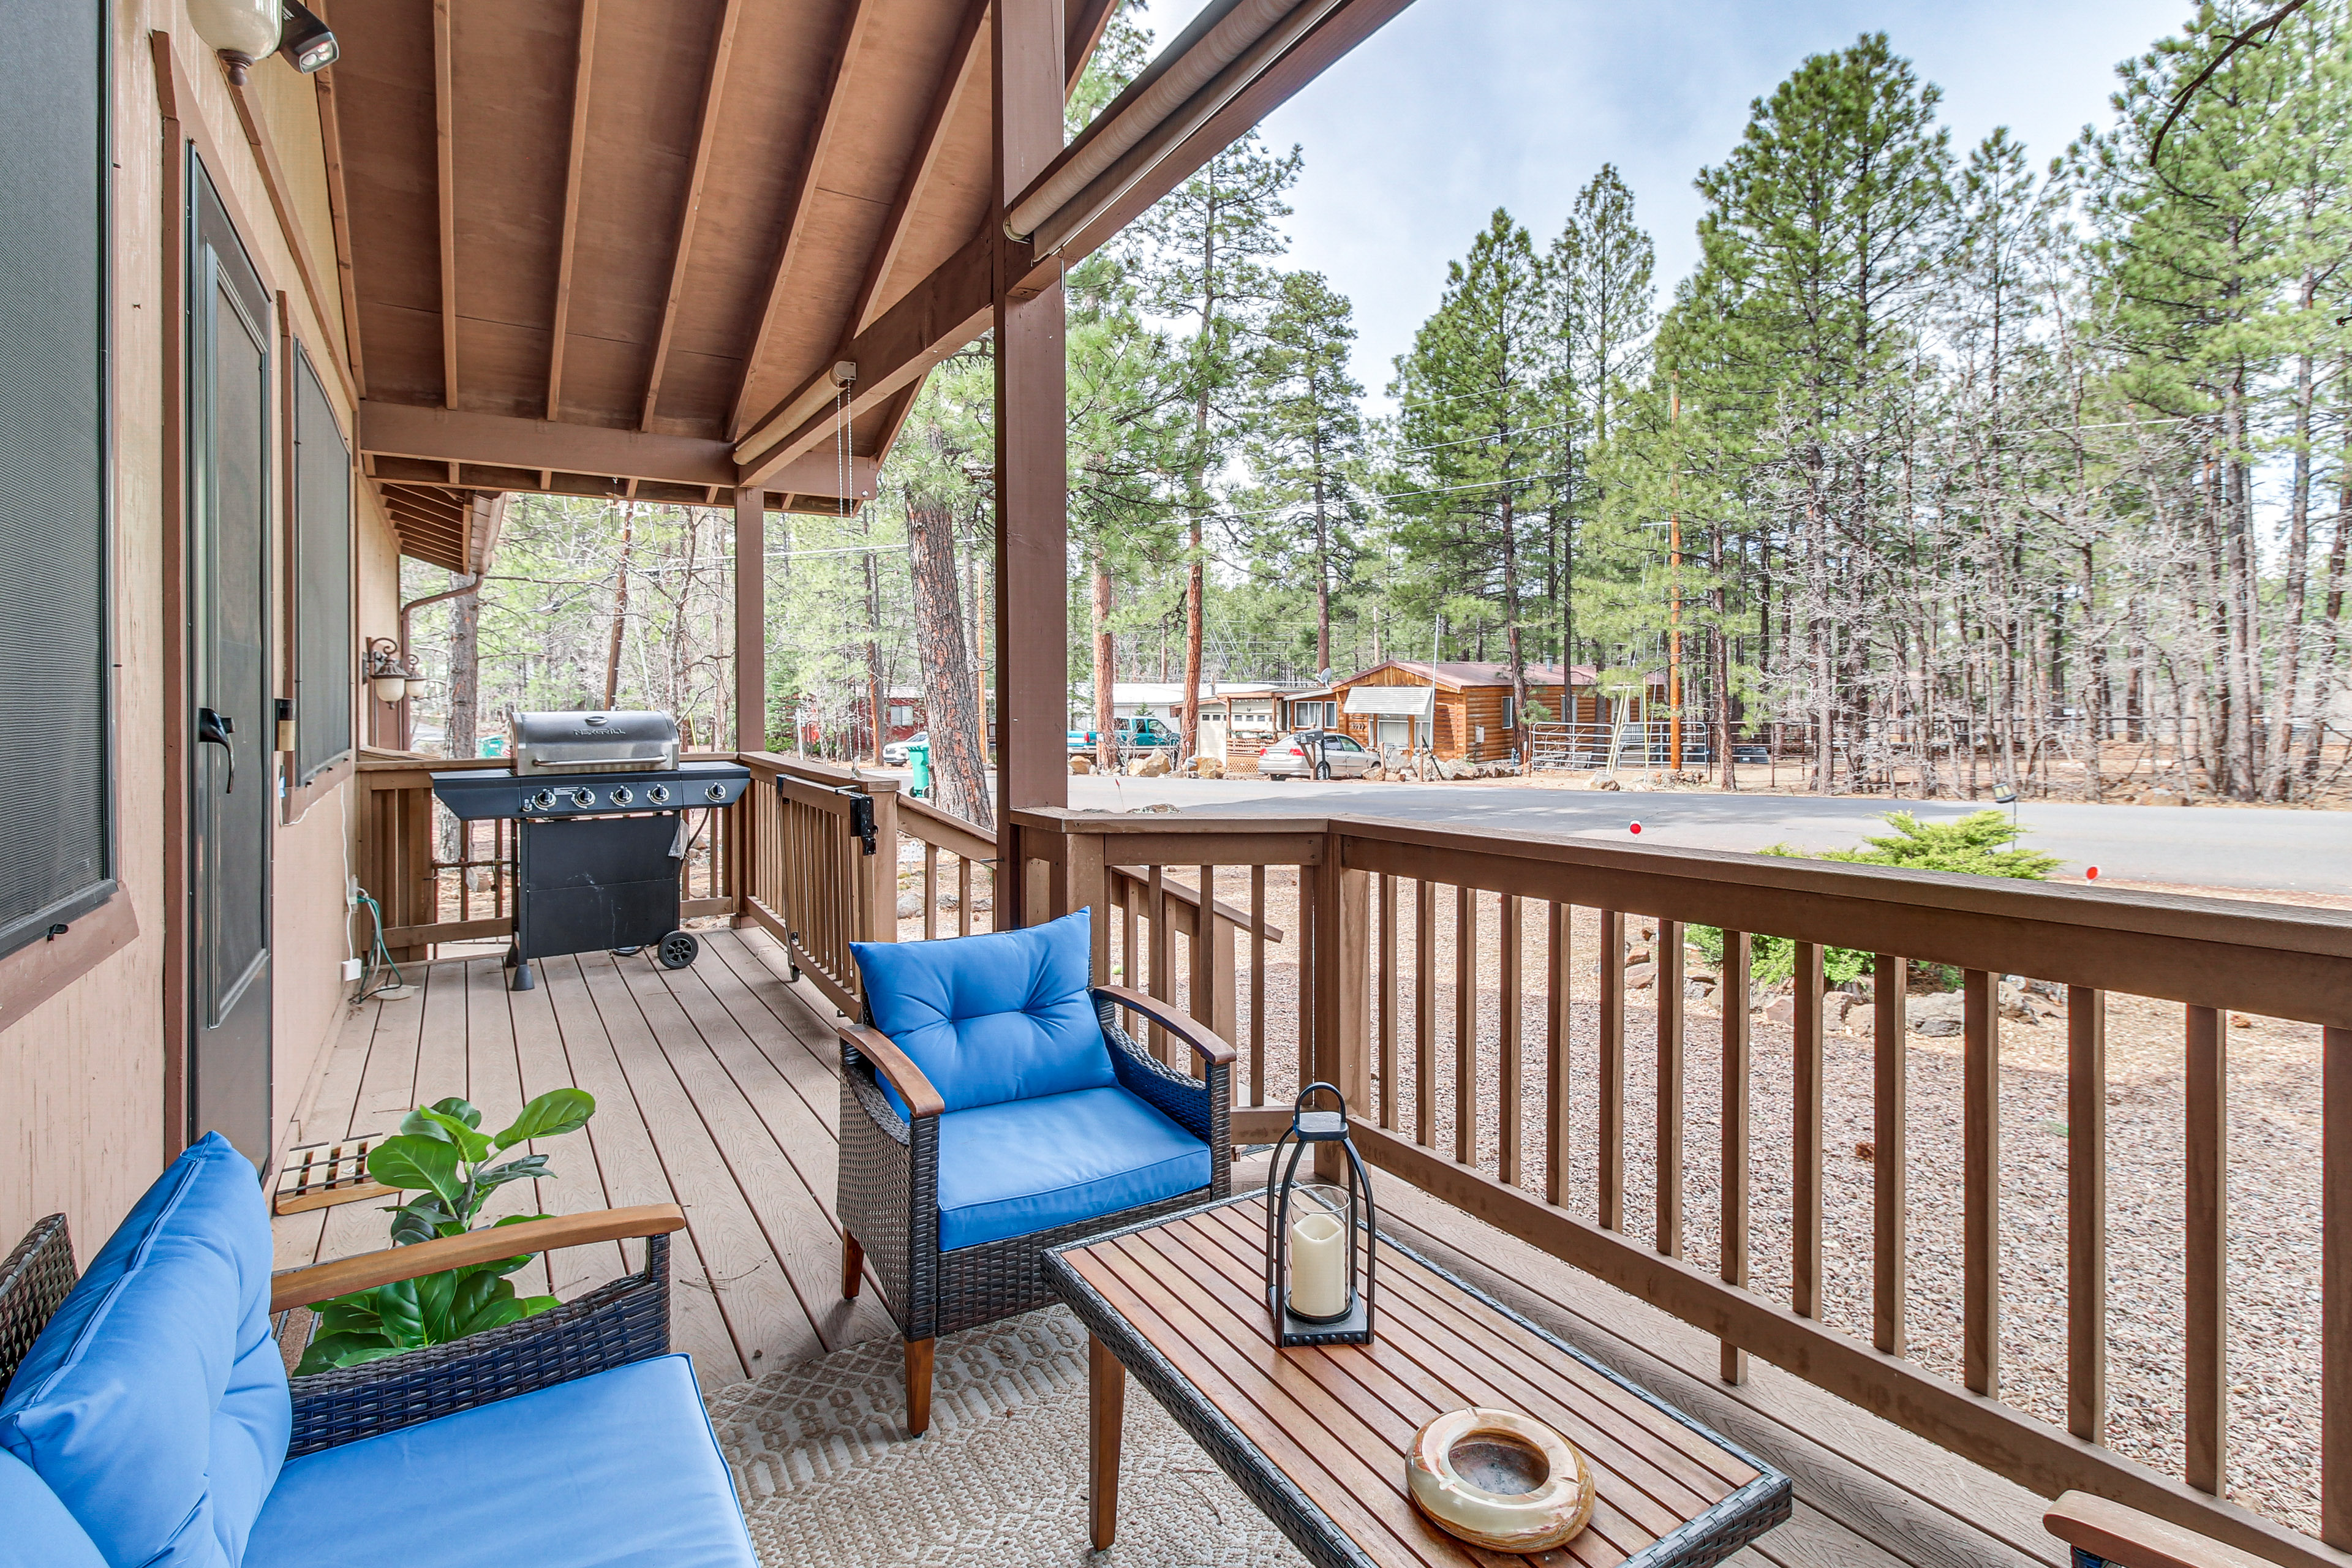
[843,0,988,341]
[362,399,880,497]
[224,78,355,409]
[725,0,878,440]
[641,0,748,431]
[1065,0,1120,89]
[433,0,458,409]
[379,481,477,575]
[310,32,366,397]
[546,0,599,419]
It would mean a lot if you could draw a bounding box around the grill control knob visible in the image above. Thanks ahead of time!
[529,788,557,812]
[647,784,671,805]
[570,788,596,809]
[609,785,633,807]
[705,782,728,803]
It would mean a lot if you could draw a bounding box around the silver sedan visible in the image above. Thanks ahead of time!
[1256,730,1379,780]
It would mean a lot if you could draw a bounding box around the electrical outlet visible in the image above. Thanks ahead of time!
[341,958,364,982]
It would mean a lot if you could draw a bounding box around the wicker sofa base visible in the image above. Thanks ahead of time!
[929,1187,1216,1339]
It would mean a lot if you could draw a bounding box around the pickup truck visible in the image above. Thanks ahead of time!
[1067,715,1181,754]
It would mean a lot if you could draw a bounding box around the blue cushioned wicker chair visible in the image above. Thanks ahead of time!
[837,908,1233,1434]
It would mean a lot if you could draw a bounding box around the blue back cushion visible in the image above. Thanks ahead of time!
[0,1450,106,1568]
[0,1133,290,1568]
[851,908,1114,1114]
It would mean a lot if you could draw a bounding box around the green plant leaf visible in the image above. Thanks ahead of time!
[295,1330,404,1376]
[373,1277,426,1345]
[448,1267,506,1330]
[368,1135,465,1207]
[388,1196,458,1247]
[312,1298,385,1336]
[516,1294,560,1318]
[472,1154,550,1194]
[494,1087,595,1150]
[410,1106,494,1163]
[415,1267,459,1341]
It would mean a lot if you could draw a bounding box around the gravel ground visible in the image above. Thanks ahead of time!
[896,860,2328,1539]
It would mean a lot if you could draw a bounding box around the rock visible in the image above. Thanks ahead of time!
[2024,977,2064,999]
[1855,1140,1875,1161]
[1762,997,1797,1028]
[1585,775,1620,791]
[1069,753,1094,774]
[895,892,923,918]
[1362,765,1385,782]
[1624,962,1657,990]
[1909,990,1966,1036]
[1625,947,1653,966]
[1684,977,1716,1001]
[1138,751,1173,777]
[2230,1011,2253,1028]
[1192,757,1225,780]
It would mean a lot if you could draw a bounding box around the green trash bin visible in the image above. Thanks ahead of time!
[906,738,932,800]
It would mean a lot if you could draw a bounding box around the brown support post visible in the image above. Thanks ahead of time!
[990,0,1068,929]
[1793,942,1823,1318]
[1335,861,1370,1116]
[734,486,765,750]
[1065,828,1107,979]
[1089,1332,1125,1550]
[1720,930,1751,1384]
[1598,909,1625,1231]
[1964,968,2000,1398]
[1656,918,1684,1257]
[2185,1004,2227,1495]
[1875,955,1909,1357]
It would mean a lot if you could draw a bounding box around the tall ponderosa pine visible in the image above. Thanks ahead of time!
[1246,271,1366,675]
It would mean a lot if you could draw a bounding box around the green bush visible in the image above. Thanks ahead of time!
[1691,810,2054,991]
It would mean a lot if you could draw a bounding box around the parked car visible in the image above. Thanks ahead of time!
[1257,729,1378,780]
[1730,742,1771,765]
[1066,715,1182,754]
[881,731,927,766]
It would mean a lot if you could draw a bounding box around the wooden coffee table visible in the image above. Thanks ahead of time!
[1045,1194,1790,1568]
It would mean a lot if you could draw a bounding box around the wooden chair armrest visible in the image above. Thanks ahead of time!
[270,1203,685,1313]
[2043,1492,2274,1568]
[1096,983,1238,1066]
[837,1021,946,1119]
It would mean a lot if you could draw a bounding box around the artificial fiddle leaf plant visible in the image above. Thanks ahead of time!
[294,1087,597,1374]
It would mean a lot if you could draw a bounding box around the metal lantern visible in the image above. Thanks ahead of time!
[1265,1082,1376,1347]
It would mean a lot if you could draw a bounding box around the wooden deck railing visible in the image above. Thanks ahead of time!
[998,806,2352,1568]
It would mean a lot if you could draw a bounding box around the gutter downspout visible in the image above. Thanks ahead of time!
[396,576,480,751]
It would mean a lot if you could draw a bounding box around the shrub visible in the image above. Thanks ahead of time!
[1691,810,2055,991]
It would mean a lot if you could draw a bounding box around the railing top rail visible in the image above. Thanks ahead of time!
[738,750,901,794]
[1015,806,2352,1025]
[897,794,997,862]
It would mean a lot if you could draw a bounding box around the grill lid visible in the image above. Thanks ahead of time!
[510,710,681,774]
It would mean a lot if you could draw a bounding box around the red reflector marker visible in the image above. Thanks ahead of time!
[1629,822,1642,835]
[2086,865,2099,880]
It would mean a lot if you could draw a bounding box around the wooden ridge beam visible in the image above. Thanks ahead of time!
[364,400,878,496]
[844,0,989,341]
[726,0,879,440]
[641,0,747,430]
[433,0,458,409]
[546,0,598,419]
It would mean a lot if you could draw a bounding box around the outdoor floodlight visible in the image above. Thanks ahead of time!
[279,2,339,74]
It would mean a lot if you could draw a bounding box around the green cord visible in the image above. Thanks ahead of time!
[352,890,405,1001]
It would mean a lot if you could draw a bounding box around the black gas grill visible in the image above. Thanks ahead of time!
[432,712,750,990]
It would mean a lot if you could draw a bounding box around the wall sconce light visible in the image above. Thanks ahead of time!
[187,0,282,84]
[363,638,420,704]
[279,1,339,73]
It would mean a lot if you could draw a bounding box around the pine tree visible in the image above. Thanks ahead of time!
[1245,271,1366,676]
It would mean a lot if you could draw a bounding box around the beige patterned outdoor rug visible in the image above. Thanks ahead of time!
[707,1306,1308,1567]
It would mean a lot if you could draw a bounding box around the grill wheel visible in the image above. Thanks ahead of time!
[658,930,700,970]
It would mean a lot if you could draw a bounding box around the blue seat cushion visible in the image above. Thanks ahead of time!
[937,1085,1212,1251]
[0,1450,107,1568]
[852,908,1114,1115]
[244,1354,755,1568]
[0,1133,288,1568]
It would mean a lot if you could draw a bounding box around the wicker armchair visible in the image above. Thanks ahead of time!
[839,973,1233,1437]
[1,1202,684,1455]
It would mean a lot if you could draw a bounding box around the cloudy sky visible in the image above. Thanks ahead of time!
[1131,0,2178,411]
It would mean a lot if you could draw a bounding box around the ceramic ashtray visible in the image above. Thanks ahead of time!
[1406,1407,1594,1555]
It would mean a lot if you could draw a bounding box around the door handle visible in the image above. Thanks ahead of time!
[198,707,236,794]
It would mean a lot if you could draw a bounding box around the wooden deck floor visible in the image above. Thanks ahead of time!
[273,925,2063,1568]
[272,926,896,1389]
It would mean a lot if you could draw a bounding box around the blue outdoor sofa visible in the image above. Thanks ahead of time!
[0,1133,756,1568]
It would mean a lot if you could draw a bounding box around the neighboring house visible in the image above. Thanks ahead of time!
[1196,685,1290,769]
[1328,661,1605,763]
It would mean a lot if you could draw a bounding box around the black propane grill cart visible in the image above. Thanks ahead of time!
[431,711,750,990]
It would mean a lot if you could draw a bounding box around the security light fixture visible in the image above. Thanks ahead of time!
[279,1,339,74]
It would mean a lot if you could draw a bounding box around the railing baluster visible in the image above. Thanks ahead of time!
[1657,918,1684,1257]
[2068,984,2105,1442]
[1874,955,1909,1357]
[1415,878,1436,1147]
[1249,865,1266,1108]
[2186,1003,2227,1494]
[2326,1025,2351,1549]
[1379,872,1398,1129]
[959,853,974,938]
[1545,900,1570,1207]
[1793,941,1824,1319]
[1964,967,2000,1396]
[1147,865,1170,1065]
[1599,909,1625,1231]
[1191,864,1216,1049]
[923,844,938,941]
[1499,894,1522,1188]
[1455,883,1477,1167]
[1721,930,1751,1384]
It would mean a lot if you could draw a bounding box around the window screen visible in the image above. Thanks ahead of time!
[292,346,352,783]
[0,0,110,959]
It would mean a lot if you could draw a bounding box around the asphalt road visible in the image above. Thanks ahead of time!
[1049,773,2352,894]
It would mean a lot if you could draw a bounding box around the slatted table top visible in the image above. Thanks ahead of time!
[1047,1194,1790,1568]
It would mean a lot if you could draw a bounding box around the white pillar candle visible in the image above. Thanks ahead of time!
[1288,1207,1349,1319]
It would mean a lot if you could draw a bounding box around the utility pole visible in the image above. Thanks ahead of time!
[1668,375,1683,772]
